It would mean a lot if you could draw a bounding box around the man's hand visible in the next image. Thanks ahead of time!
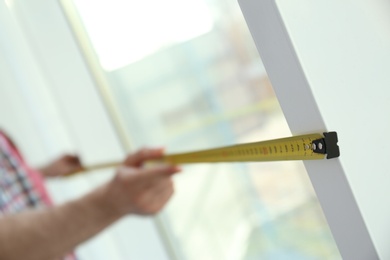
[0,148,181,260]
[101,148,181,216]
[39,154,84,177]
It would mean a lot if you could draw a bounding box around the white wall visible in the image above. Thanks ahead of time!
[0,1,71,165]
[239,0,390,259]
[277,1,390,259]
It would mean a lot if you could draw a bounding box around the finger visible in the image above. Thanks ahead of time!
[140,179,175,214]
[124,148,165,167]
[71,155,81,164]
[115,164,179,192]
[64,154,83,167]
[141,175,174,193]
[137,164,181,180]
[147,188,174,214]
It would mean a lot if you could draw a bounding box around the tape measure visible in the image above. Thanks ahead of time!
[71,132,339,176]
[162,131,339,164]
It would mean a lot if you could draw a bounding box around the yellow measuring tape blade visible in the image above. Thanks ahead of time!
[162,132,339,164]
[70,132,339,176]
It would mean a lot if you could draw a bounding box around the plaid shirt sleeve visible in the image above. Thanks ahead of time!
[0,130,77,260]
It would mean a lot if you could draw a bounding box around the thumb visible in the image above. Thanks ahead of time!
[138,164,181,179]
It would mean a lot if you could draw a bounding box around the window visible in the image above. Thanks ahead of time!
[64,0,341,259]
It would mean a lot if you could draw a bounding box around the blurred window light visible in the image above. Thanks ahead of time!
[73,0,213,71]
[4,0,13,9]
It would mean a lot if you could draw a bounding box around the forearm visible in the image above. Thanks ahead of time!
[0,184,121,260]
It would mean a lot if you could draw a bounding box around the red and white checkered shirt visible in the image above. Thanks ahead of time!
[0,130,77,260]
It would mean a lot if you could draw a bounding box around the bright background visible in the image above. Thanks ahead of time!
[0,0,340,259]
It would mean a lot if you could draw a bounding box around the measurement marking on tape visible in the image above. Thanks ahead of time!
[68,132,339,176]
[162,131,339,164]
